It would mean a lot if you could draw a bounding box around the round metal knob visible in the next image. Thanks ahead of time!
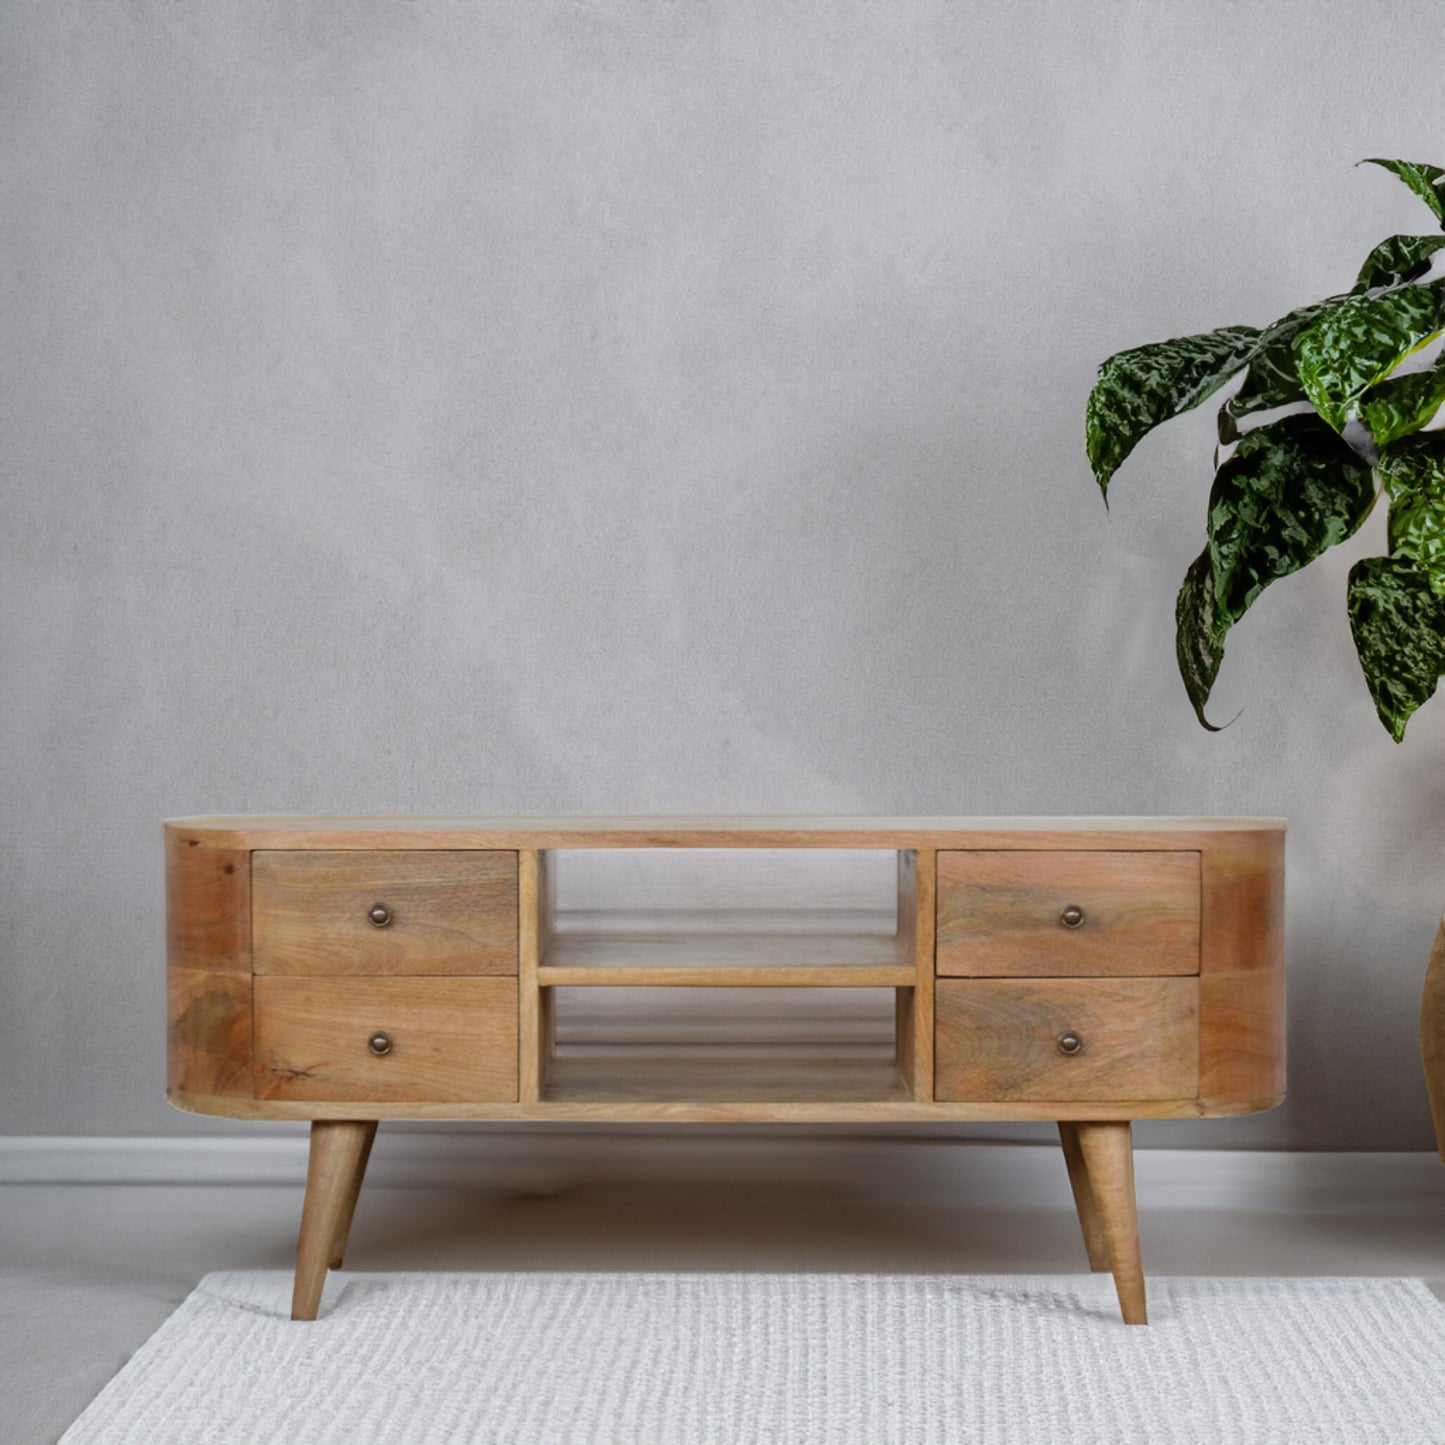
[1059,904,1085,929]
[368,1031,394,1057]
[368,902,393,928]
[1057,1031,1083,1056]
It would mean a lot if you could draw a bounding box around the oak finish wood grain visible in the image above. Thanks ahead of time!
[165,831,252,1097]
[167,968,253,1100]
[936,850,1200,977]
[1076,1121,1147,1324]
[164,821,1283,1122]
[1058,1121,1110,1272]
[293,1121,373,1321]
[1197,830,1285,1106]
[898,849,935,1101]
[895,985,916,1100]
[327,1120,378,1270]
[532,851,559,1099]
[164,816,1284,1330]
[166,834,251,974]
[542,1052,911,1105]
[164,818,1282,1122]
[252,850,518,977]
[169,815,1284,852]
[170,1089,1275,1123]
[518,850,544,1104]
[896,855,917,1098]
[1422,918,1445,1161]
[934,978,1199,1102]
[539,928,910,984]
[254,977,518,1104]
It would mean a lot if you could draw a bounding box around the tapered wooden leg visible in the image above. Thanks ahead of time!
[1057,1122,1110,1272]
[293,1120,373,1321]
[327,1120,378,1270]
[1075,1121,1147,1325]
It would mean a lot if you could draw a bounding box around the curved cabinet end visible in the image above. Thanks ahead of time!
[166,828,252,1106]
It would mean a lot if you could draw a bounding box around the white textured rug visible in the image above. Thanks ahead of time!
[62,1272,1445,1445]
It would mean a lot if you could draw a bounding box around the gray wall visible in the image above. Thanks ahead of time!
[4,0,1443,1146]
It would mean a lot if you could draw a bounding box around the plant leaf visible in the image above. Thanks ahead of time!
[1358,355,1445,447]
[1389,489,1445,593]
[1347,555,1445,740]
[1226,271,1445,427]
[1293,279,1445,430]
[1361,158,1445,229]
[1353,233,1445,292]
[1175,414,1378,727]
[1225,299,1339,419]
[1086,326,1260,497]
[1378,433,1445,592]
[1209,414,1378,617]
[1175,548,1226,729]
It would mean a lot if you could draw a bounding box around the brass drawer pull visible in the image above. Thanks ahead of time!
[368,902,393,928]
[1059,904,1085,929]
[1057,1031,1082,1055]
[367,1031,394,1057]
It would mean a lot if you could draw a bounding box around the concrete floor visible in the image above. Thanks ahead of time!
[5,1142,1444,1444]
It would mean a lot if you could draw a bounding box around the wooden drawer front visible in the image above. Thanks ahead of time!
[936,850,1199,977]
[253,851,518,976]
[934,978,1198,1101]
[254,977,518,1102]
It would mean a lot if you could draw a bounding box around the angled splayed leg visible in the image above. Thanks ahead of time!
[293,1120,373,1321]
[327,1120,378,1270]
[1057,1121,1110,1272]
[1074,1120,1147,1325]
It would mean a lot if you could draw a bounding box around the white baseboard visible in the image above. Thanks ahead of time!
[2,1134,1441,1213]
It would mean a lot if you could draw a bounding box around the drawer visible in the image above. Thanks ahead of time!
[936,850,1199,976]
[934,978,1198,1101]
[254,976,519,1102]
[252,850,518,976]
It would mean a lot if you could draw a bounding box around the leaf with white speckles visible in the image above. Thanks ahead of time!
[1362,158,1445,228]
[1293,280,1445,431]
[1359,357,1445,447]
[1175,548,1225,730]
[1174,415,1377,727]
[1353,233,1445,292]
[1224,300,1340,422]
[1086,327,1260,498]
[1379,433,1445,594]
[1347,555,1445,740]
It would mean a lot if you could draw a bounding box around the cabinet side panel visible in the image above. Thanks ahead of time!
[165,829,253,1099]
[909,848,935,1099]
[1422,920,1445,1162]
[518,849,543,1103]
[1197,830,1285,1105]
[166,832,251,974]
[168,969,253,1098]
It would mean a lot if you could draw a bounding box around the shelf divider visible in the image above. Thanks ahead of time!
[539,965,914,987]
[542,1049,911,1104]
[539,929,910,987]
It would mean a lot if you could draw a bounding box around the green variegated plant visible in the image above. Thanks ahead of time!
[1086,159,1445,741]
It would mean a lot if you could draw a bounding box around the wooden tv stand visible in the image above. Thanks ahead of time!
[165,815,1285,1325]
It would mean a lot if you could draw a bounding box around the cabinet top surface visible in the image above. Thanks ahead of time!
[167,814,1285,847]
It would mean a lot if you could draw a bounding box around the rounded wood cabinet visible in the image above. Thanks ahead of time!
[166,815,1285,1324]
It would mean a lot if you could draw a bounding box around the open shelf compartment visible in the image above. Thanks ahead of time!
[535,848,919,986]
[539,985,913,1104]
[524,848,932,1105]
